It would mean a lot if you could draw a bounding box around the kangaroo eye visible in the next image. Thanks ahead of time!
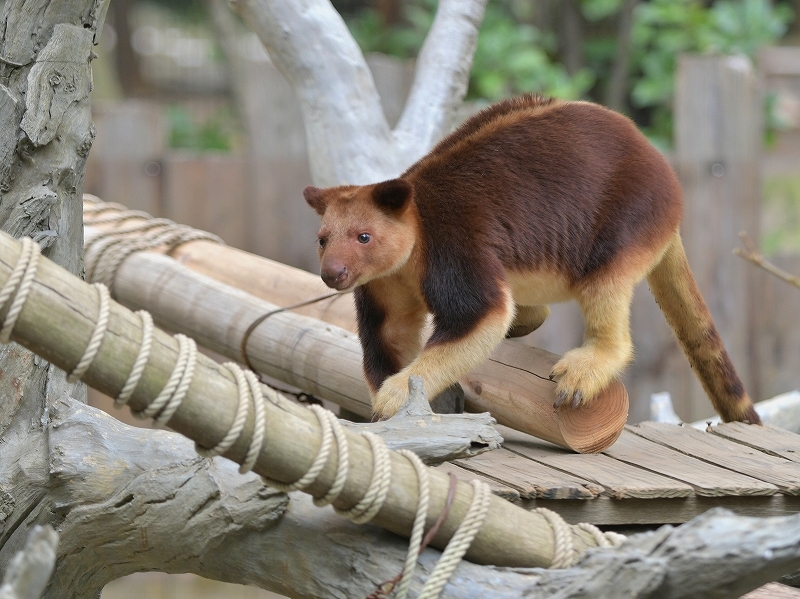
[318,237,327,248]
[357,233,370,244]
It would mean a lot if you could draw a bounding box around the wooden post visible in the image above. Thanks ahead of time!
[628,55,762,422]
[84,101,166,216]
[0,230,603,568]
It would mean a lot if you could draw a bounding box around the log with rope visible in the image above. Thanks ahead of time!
[0,230,621,582]
[83,196,629,453]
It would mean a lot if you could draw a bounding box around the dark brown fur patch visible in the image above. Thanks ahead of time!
[354,286,401,392]
[403,100,683,285]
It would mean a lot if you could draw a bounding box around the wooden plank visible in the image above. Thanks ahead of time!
[521,494,800,526]
[754,254,800,401]
[85,100,166,216]
[162,154,248,249]
[673,55,762,420]
[505,439,694,500]
[453,448,602,500]
[628,422,800,495]
[602,431,778,497]
[436,462,520,502]
[711,422,800,463]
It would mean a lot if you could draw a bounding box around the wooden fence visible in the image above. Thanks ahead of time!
[84,54,800,424]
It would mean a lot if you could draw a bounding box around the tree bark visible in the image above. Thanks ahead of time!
[0,0,107,577]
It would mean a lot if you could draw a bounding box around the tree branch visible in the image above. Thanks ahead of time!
[393,0,488,163]
[33,400,800,599]
[43,400,288,599]
[734,231,800,290]
[228,0,488,185]
[229,0,397,186]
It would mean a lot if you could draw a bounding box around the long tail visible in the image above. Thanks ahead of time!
[647,233,760,424]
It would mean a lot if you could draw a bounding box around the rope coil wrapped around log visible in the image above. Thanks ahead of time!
[0,230,626,598]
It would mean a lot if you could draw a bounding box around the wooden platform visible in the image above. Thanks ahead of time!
[438,421,800,525]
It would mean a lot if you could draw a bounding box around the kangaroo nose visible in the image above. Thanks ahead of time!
[321,264,348,288]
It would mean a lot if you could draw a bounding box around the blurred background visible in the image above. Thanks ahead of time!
[84,1,800,594]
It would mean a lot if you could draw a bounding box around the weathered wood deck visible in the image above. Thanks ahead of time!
[439,422,800,525]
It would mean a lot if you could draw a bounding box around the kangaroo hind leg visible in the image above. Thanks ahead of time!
[507,304,550,338]
[551,283,634,409]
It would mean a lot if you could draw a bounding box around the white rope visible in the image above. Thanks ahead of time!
[66,283,110,383]
[0,237,40,343]
[535,507,576,568]
[334,431,392,524]
[115,310,153,406]
[417,480,492,599]
[82,197,223,292]
[311,407,349,507]
[577,522,626,549]
[393,449,430,599]
[241,370,266,474]
[134,333,196,426]
[263,404,336,493]
[196,362,252,459]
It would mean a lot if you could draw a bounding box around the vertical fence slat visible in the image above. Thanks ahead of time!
[669,55,761,421]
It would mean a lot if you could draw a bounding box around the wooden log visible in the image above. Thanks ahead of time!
[41,402,800,599]
[344,375,503,465]
[0,230,604,569]
[171,239,628,452]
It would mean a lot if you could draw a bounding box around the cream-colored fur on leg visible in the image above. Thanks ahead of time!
[551,282,635,407]
[372,287,515,418]
[506,304,550,338]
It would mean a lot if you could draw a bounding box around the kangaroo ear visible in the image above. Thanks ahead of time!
[372,179,412,212]
[303,186,327,215]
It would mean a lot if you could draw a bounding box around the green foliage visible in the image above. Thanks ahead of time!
[167,106,237,152]
[470,5,594,100]
[346,2,433,58]
[763,174,800,255]
[345,0,793,144]
[581,0,623,22]
[346,0,593,101]
[630,0,793,143]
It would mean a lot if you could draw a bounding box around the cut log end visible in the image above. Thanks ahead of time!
[558,379,629,453]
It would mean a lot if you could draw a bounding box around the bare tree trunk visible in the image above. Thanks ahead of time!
[229,0,488,185]
[559,0,584,77]
[111,0,154,97]
[0,0,108,573]
[604,0,638,112]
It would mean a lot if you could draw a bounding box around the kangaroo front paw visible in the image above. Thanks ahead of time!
[550,347,621,409]
[371,375,410,419]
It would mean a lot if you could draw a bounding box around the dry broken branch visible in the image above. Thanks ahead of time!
[734,231,800,290]
[346,375,503,465]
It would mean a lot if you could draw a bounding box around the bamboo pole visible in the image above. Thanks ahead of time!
[0,230,601,568]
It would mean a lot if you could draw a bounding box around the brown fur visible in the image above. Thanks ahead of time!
[303,95,760,423]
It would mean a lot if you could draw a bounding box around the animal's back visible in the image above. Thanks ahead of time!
[404,96,683,283]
